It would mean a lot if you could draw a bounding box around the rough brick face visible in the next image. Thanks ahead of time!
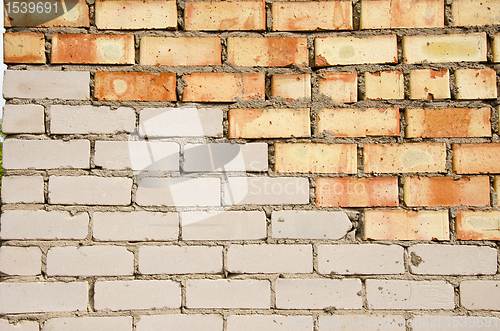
[2,105,45,134]
[409,69,450,100]
[1,176,44,204]
[452,143,500,174]
[456,210,500,240]
[452,0,500,26]
[364,71,404,100]
[4,33,45,63]
[455,69,497,100]
[318,72,358,102]
[271,74,311,101]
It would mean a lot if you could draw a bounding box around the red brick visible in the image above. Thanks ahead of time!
[456,210,500,240]
[95,71,176,101]
[51,34,135,64]
[183,73,264,102]
[318,72,357,103]
[316,177,399,207]
[4,33,45,64]
[5,0,89,27]
[271,74,311,101]
[403,176,490,207]
[453,143,500,174]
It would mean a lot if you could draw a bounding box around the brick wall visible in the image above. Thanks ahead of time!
[1,0,500,329]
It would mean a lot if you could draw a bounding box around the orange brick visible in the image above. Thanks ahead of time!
[95,71,176,101]
[452,0,500,26]
[228,109,310,139]
[403,176,490,207]
[409,69,450,100]
[405,108,491,138]
[95,0,177,29]
[140,37,221,66]
[364,143,446,174]
[271,1,352,31]
[453,143,500,174]
[364,209,450,240]
[5,0,89,27]
[183,73,264,102]
[361,0,444,29]
[51,34,134,64]
[364,71,404,100]
[227,37,308,67]
[316,177,398,207]
[185,1,265,31]
[455,69,497,100]
[275,143,357,174]
[4,33,45,64]
[318,72,357,103]
[317,108,399,137]
[493,33,500,63]
[456,211,500,240]
[271,74,311,101]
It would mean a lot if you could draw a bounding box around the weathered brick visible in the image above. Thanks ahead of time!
[140,37,221,66]
[452,0,500,26]
[403,33,487,63]
[364,71,404,100]
[453,143,500,174]
[409,316,500,331]
[318,107,399,137]
[227,244,312,273]
[5,0,89,27]
[316,177,399,207]
[49,105,136,134]
[182,211,267,240]
[318,72,357,103]
[42,317,132,331]
[228,108,310,139]
[272,1,352,31]
[93,212,178,241]
[409,69,450,100]
[139,245,222,274]
[227,37,308,67]
[3,70,90,100]
[136,315,222,331]
[51,34,134,64]
[2,104,45,134]
[1,176,44,204]
[183,73,264,102]
[186,279,270,308]
[48,176,132,206]
[0,247,42,276]
[318,315,406,330]
[0,319,39,331]
[403,176,490,207]
[94,280,181,310]
[318,244,405,275]
[0,282,87,314]
[493,33,500,62]
[95,71,176,101]
[455,69,497,100]
[315,35,398,66]
[271,74,311,101]
[275,143,356,174]
[364,209,450,240]
[361,0,444,29]
[409,244,497,275]
[228,315,313,331]
[95,0,177,29]
[185,1,265,31]
[3,139,90,169]
[276,279,362,309]
[456,210,500,240]
[4,33,45,63]
[271,210,352,240]
[366,280,454,309]
[364,143,446,173]
[460,281,500,310]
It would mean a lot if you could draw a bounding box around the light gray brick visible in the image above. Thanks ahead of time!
[0,319,39,331]
[0,247,42,275]
[318,315,406,331]
[227,315,314,331]
[409,315,500,331]
[2,105,45,134]
[460,281,500,310]
[135,315,222,331]
[42,317,132,331]
[1,176,44,204]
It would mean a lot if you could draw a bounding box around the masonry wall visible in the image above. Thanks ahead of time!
[1,0,500,329]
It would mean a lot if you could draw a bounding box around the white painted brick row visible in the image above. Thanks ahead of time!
[42,317,132,331]
[2,105,45,134]
[135,315,222,331]
[318,315,406,331]
[227,315,313,331]
[0,319,39,331]
[409,315,500,331]
[1,176,44,204]
[0,247,42,275]
[460,281,500,310]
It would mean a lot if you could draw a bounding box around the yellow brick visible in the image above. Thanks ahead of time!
[364,71,404,100]
[3,33,45,64]
[493,34,500,63]
[455,69,497,100]
[409,69,450,100]
[452,0,500,26]
[271,74,311,101]
[318,72,357,103]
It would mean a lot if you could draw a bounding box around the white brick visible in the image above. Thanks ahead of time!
[0,282,87,314]
[136,177,220,206]
[366,280,455,309]
[409,245,497,275]
[227,315,313,331]
[94,280,181,311]
[184,143,268,172]
[93,212,178,241]
[139,107,223,137]
[135,315,222,331]
[181,211,266,240]
[0,247,41,275]
[318,315,406,331]
[318,244,405,275]
[3,70,90,100]
[3,140,90,169]
[227,244,312,273]
[271,211,352,239]
[0,319,39,331]
[186,279,270,308]
[0,210,89,240]
[409,315,500,331]
[48,176,132,205]
[46,246,134,276]
[1,176,44,204]
[364,71,404,100]
[139,245,222,274]
[460,281,500,310]
[276,279,362,309]
[94,141,179,171]
[42,317,132,331]
[49,105,135,134]
[2,105,45,134]
[224,177,309,205]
